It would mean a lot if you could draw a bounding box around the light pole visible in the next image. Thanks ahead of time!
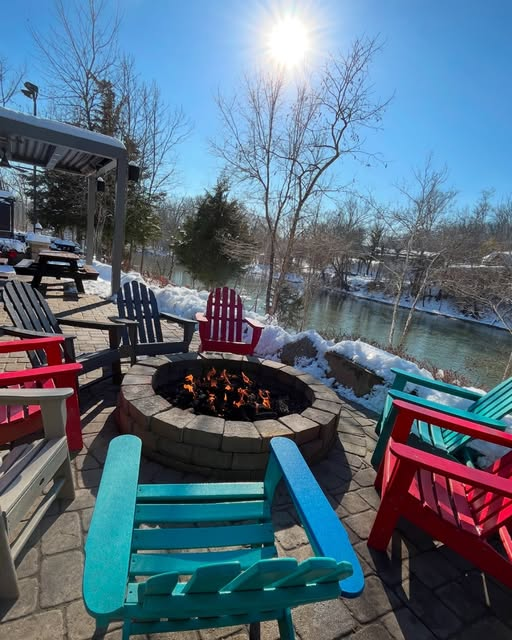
[21,82,39,233]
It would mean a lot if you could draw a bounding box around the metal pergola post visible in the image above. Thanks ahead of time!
[111,157,128,295]
[85,176,96,265]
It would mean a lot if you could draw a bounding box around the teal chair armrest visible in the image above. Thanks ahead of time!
[387,390,506,430]
[84,435,142,622]
[390,368,483,402]
[268,437,364,598]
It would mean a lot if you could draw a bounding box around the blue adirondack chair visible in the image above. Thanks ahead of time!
[371,367,512,469]
[83,436,364,640]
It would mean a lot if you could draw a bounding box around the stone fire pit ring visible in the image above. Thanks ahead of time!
[116,353,343,479]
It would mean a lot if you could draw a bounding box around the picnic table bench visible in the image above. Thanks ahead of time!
[14,251,99,293]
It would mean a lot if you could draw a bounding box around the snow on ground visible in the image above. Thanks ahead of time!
[86,261,509,464]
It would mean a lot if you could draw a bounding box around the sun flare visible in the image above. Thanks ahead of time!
[267,16,310,68]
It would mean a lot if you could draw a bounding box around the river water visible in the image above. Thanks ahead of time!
[138,254,511,388]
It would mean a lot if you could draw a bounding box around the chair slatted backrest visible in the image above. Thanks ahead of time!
[117,281,163,346]
[467,450,512,537]
[440,378,512,454]
[132,557,351,620]
[3,280,61,367]
[470,377,512,420]
[205,287,244,343]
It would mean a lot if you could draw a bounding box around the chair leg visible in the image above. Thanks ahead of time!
[122,620,132,640]
[112,360,122,386]
[58,458,76,501]
[277,609,295,640]
[249,621,261,640]
[0,519,19,599]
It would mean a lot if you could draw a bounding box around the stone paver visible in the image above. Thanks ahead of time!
[1,289,512,639]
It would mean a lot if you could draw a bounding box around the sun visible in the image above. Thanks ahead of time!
[267,16,310,68]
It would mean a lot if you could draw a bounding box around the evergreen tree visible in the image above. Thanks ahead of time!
[36,171,86,237]
[173,180,252,287]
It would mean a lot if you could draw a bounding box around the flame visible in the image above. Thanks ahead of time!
[234,388,250,408]
[179,367,273,417]
[259,389,271,410]
[183,374,195,394]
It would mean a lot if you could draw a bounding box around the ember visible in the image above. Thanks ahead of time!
[164,367,299,421]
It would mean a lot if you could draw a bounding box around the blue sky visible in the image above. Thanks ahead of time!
[3,0,512,208]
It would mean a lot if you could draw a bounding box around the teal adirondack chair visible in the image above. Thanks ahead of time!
[371,367,512,469]
[83,436,364,640]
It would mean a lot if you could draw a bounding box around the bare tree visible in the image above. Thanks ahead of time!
[32,0,119,127]
[384,157,457,346]
[213,37,389,315]
[0,57,25,107]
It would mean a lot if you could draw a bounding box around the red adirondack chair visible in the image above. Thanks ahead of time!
[195,287,264,355]
[0,336,83,451]
[368,398,512,589]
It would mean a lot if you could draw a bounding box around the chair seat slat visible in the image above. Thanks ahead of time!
[134,500,269,524]
[132,523,275,550]
[137,482,265,502]
[447,478,477,534]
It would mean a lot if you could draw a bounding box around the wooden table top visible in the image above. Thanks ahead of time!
[38,250,81,262]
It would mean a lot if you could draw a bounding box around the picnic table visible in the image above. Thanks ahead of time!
[13,251,99,293]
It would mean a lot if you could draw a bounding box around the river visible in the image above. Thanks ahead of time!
[137,254,511,388]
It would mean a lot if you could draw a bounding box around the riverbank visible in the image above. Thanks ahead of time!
[334,272,508,332]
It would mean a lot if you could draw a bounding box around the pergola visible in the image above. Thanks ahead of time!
[0,106,130,296]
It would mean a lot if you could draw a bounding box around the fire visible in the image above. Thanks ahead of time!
[180,368,274,418]
[259,389,271,410]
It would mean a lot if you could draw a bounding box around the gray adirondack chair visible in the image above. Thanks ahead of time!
[1,387,75,599]
[1,279,131,384]
[116,280,196,359]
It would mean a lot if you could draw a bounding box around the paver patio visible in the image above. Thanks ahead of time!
[1,284,512,639]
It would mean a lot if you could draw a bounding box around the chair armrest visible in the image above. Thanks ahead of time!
[244,317,265,330]
[108,317,139,327]
[84,435,142,620]
[160,312,197,329]
[268,437,364,598]
[390,439,512,499]
[391,398,512,449]
[0,362,82,387]
[0,335,64,353]
[0,387,74,439]
[390,368,483,402]
[388,390,506,438]
[195,312,207,323]
[57,317,124,332]
[0,325,62,340]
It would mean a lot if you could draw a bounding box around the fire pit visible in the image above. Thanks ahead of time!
[116,353,343,479]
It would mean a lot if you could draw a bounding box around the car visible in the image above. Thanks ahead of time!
[49,238,83,254]
[0,237,27,265]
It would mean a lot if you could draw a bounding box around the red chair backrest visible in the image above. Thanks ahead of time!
[205,287,244,342]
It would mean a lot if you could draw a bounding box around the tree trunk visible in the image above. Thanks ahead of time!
[503,350,512,380]
[140,244,145,274]
[265,234,277,314]
[388,273,405,347]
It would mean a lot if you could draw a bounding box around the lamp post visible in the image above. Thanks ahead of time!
[21,82,39,233]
